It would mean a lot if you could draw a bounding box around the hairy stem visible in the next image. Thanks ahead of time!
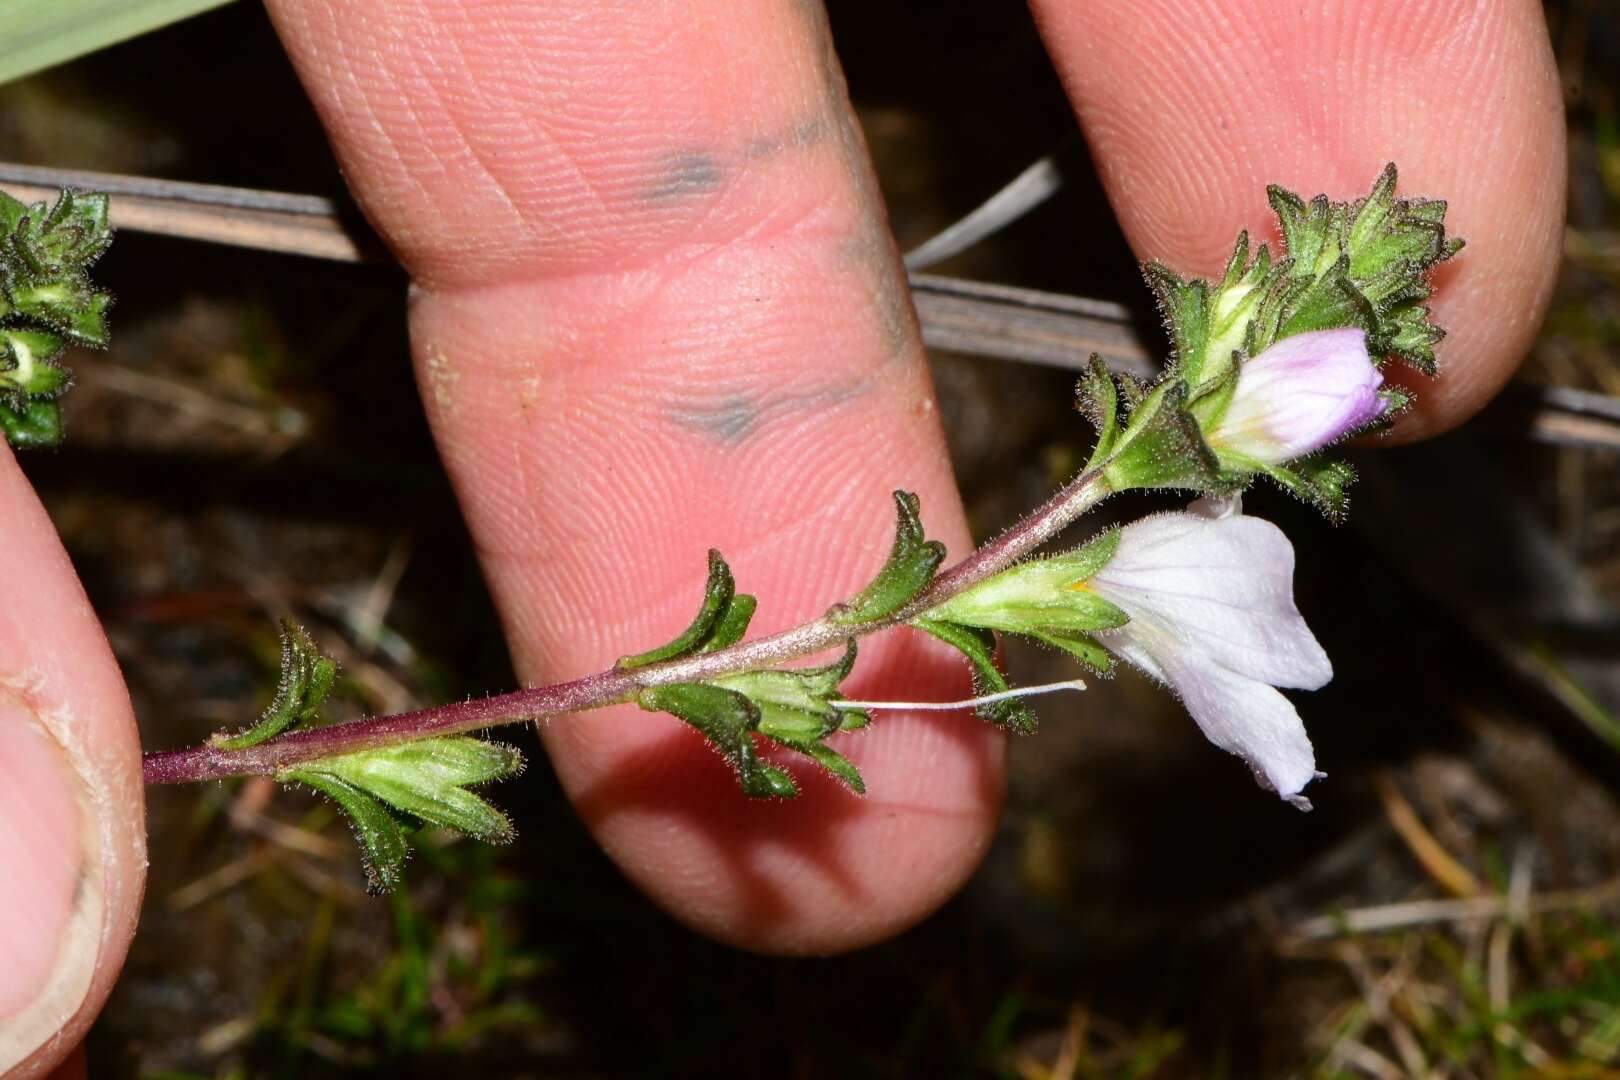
[142,468,1111,785]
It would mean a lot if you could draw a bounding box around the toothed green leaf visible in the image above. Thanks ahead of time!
[698,592,756,653]
[1028,629,1114,674]
[8,279,111,348]
[1161,165,1458,391]
[12,192,112,275]
[832,490,946,625]
[1276,259,1374,339]
[637,682,798,798]
[1382,300,1444,374]
[0,187,116,448]
[1258,453,1358,521]
[0,190,25,235]
[1101,380,1221,494]
[286,770,410,894]
[1144,263,1211,384]
[619,549,756,667]
[911,617,1034,733]
[1077,354,1121,470]
[0,399,59,447]
[212,619,337,750]
[0,328,71,400]
[797,742,865,794]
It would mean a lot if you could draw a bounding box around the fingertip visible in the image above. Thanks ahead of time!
[1033,0,1565,438]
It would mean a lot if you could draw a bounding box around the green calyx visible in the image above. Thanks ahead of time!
[930,529,1127,637]
[637,641,868,798]
[213,619,525,893]
[286,738,525,894]
[914,529,1127,733]
[0,188,114,447]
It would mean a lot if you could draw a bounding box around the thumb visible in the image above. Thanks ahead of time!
[0,446,144,1078]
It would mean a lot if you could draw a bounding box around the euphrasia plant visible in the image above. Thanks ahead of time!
[83,165,1455,891]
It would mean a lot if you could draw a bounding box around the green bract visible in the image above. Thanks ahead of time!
[910,618,1035,733]
[0,187,113,447]
[617,549,757,668]
[1078,164,1457,516]
[830,490,946,625]
[636,636,868,798]
[210,620,526,893]
[212,619,336,750]
[1078,361,1221,496]
[1149,163,1459,390]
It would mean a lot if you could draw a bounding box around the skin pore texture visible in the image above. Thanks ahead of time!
[4,1,1565,1075]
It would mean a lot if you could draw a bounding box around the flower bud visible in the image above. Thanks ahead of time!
[1206,328,1386,465]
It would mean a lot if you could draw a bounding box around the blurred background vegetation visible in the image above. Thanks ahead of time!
[4,1,1620,1076]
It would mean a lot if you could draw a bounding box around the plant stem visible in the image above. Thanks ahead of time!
[141,468,1111,785]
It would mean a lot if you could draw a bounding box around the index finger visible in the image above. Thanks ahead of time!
[264,0,1002,953]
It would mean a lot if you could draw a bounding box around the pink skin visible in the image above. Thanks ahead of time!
[0,444,144,1080]
[7,0,1566,1072]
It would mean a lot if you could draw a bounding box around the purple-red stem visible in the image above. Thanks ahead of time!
[142,469,1110,785]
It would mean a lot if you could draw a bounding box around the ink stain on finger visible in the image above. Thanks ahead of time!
[644,151,724,201]
[668,377,877,445]
[671,394,757,442]
[744,116,830,160]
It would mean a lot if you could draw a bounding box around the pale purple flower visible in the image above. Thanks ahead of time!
[1086,499,1332,805]
[1207,328,1386,465]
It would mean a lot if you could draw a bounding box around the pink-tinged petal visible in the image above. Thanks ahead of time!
[1210,328,1385,464]
[1088,507,1329,804]
[1090,512,1332,690]
[1155,645,1320,802]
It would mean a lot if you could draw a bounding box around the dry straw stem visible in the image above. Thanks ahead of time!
[2,160,1611,449]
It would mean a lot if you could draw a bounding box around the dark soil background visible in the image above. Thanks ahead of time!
[4,2,1620,1077]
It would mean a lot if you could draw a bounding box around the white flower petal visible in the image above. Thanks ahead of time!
[1090,512,1332,690]
[1156,644,1320,801]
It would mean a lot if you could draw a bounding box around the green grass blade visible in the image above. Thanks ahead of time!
[0,0,237,86]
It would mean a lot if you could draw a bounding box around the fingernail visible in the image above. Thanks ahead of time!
[0,704,85,1021]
